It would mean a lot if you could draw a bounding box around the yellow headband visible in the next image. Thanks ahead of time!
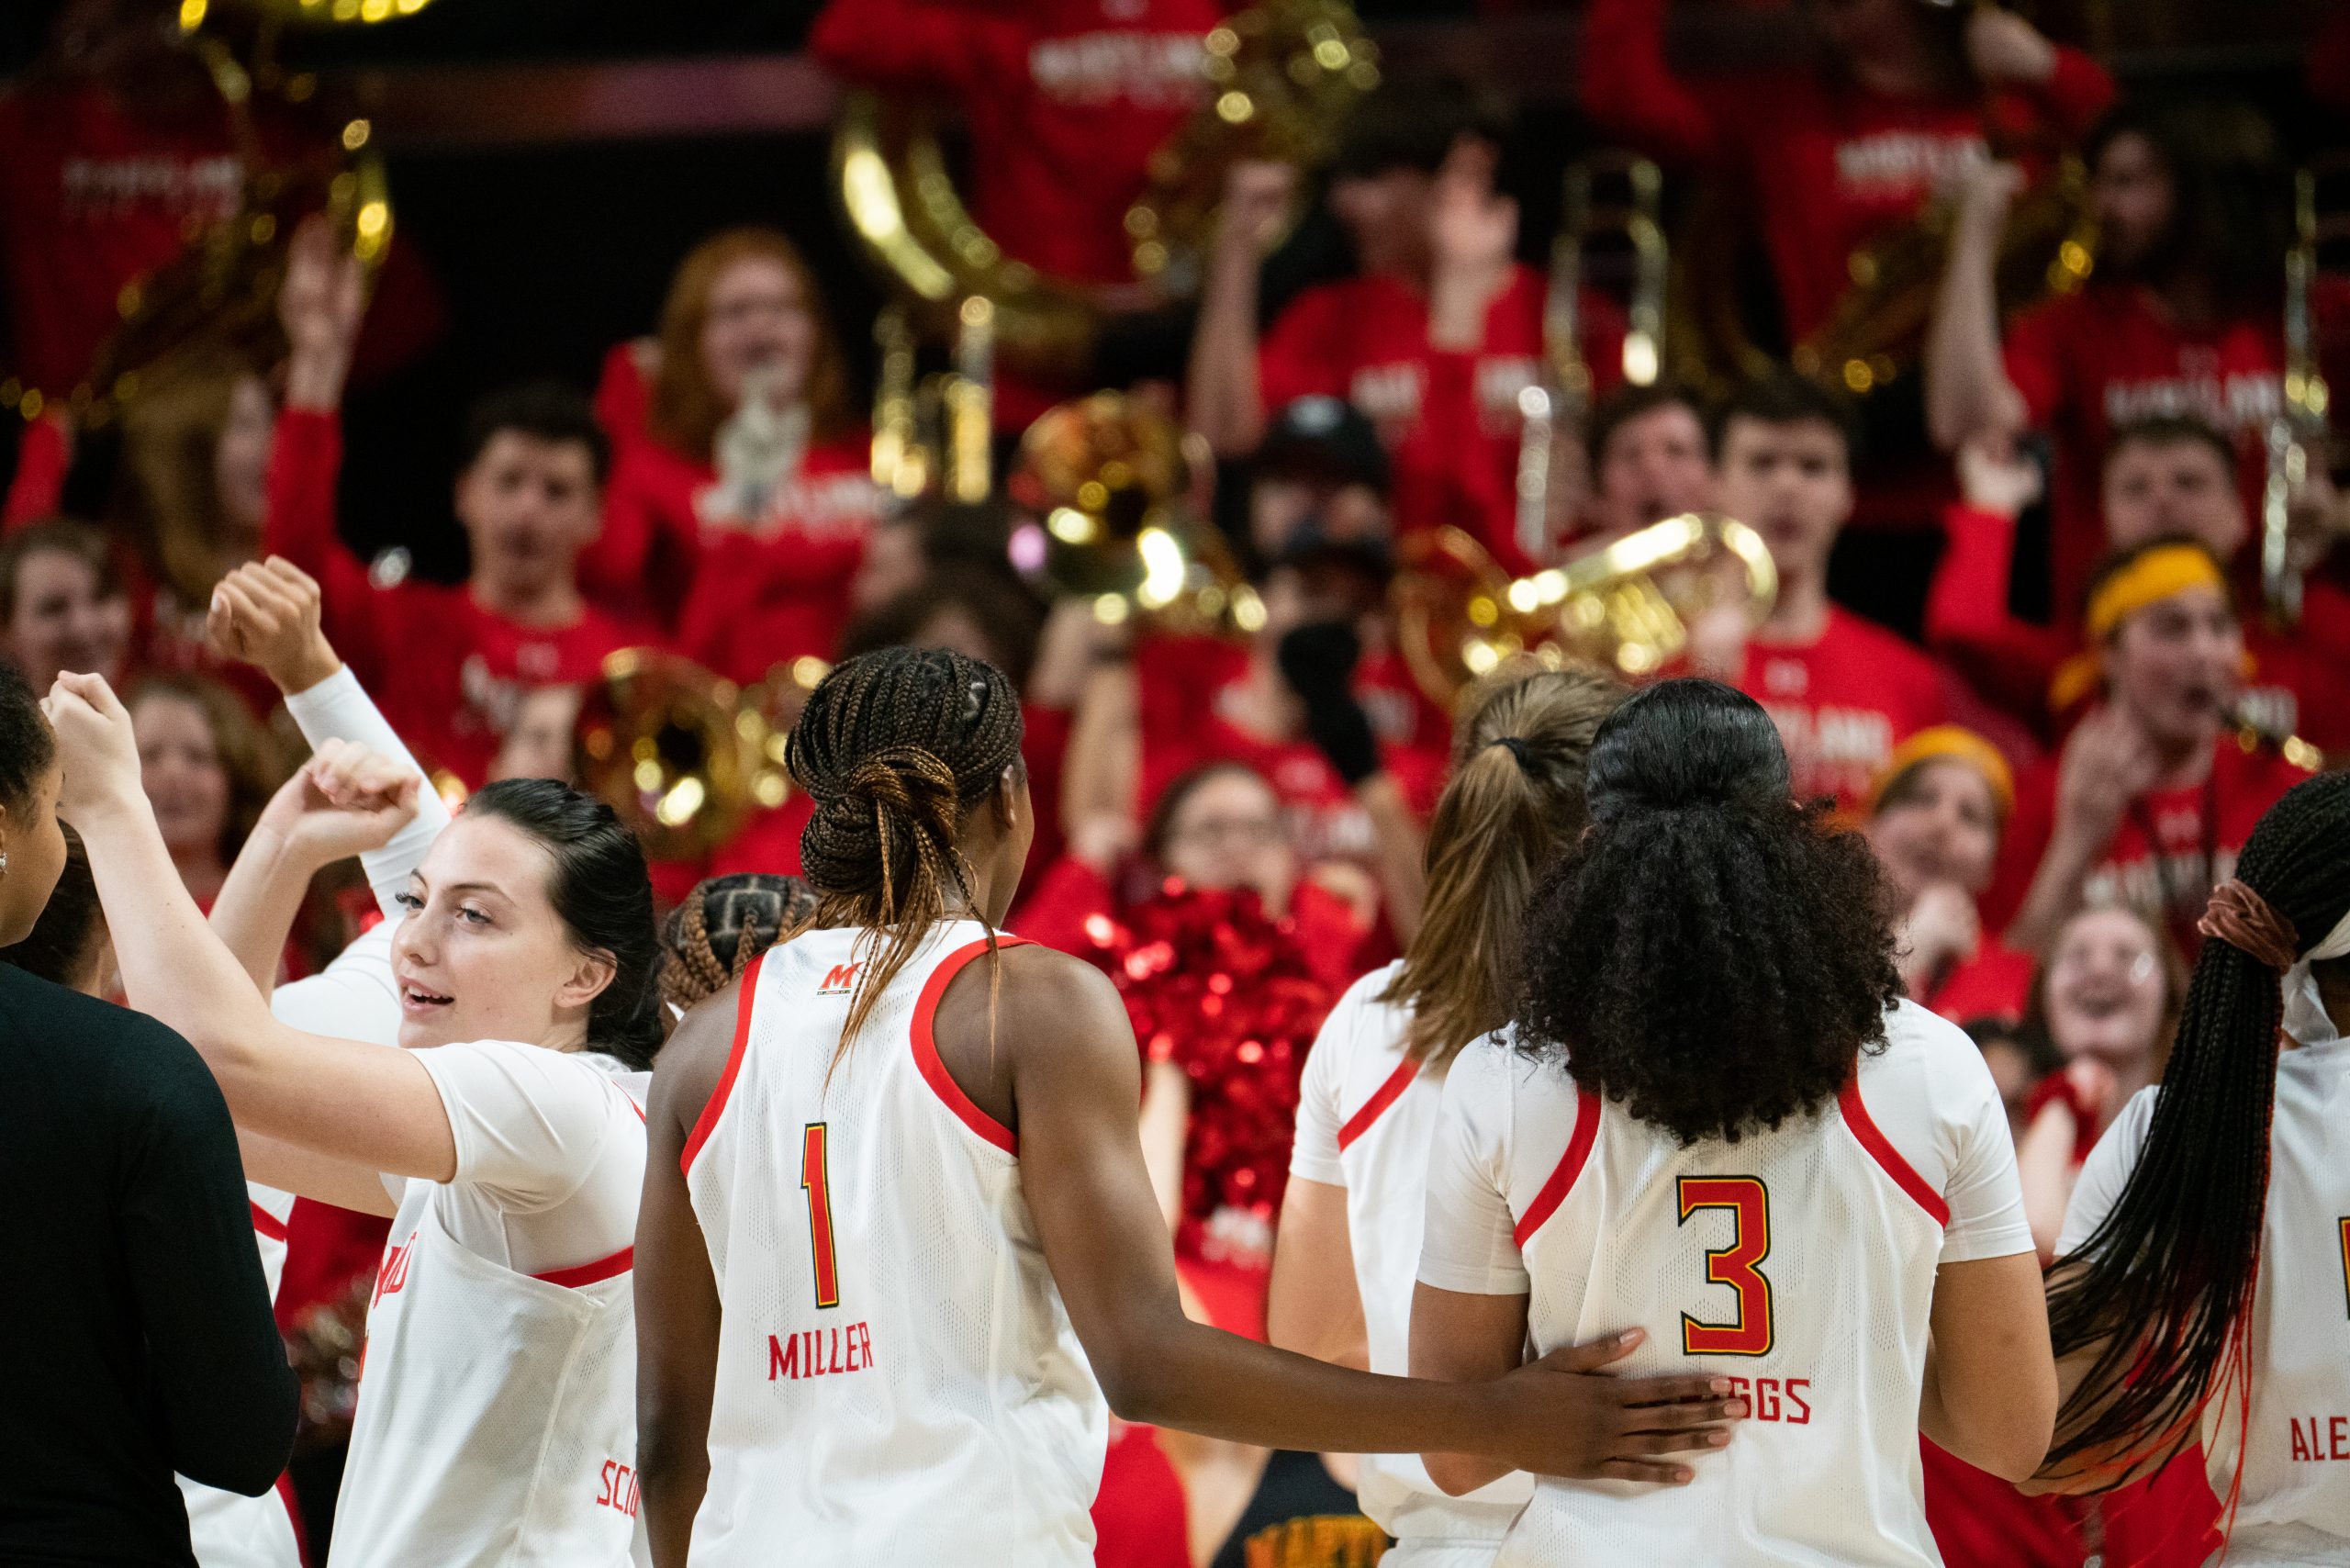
[2049,543,2233,712]
[1866,726,2016,821]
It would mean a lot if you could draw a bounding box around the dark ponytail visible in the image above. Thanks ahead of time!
[785,646,1025,1059]
[463,778,664,1070]
[1514,679,1903,1144]
[2043,773,2350,1488]
[1384,666,1625,1066]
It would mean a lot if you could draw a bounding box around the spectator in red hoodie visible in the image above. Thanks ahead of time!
[264,224,636,788]
[1186,84,1628,577]
[580,227,879,673]
[1927,100,2350,614]
[1929,413,2350,750]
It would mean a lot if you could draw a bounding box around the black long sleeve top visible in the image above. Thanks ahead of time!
[0,964,299,1566]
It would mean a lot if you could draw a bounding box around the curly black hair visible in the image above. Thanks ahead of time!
[1514,679,1903,1145]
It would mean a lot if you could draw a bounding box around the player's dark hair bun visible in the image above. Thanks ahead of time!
[1584,678,1791,823]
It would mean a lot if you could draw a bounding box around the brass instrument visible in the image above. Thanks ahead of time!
[1394,513,1777,708]
[1516,153,1667,563]
[1124,0,1379,297]
[1792,156,2094,398]
[1006,392,1263,634]
[2262,160,2344,629]
[835,0,1371,501]
[575,649,773,862]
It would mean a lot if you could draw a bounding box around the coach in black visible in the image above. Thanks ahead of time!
[0,659,297,1565]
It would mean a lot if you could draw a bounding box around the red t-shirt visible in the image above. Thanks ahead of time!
[1259,264,1627,577]
[263,408,640,787]
[1927,502,2350,751]
[2002,276,2350,613]
[1727,607,1951,810]
[1921,939,2034,1026]
[581,345,884,675]
[1985,730,2312,949]
[1579,0,2113,348]
[1135,632,1449,864]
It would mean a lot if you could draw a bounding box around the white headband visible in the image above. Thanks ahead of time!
[2281,903,2350,1046]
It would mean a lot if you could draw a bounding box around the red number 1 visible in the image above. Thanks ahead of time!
[1677,1176,1774,1356]
[801,1123,841,1310]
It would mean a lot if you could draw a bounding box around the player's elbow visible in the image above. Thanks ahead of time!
[1949,1386,2060,1484]
[1421,1452,1492,1496]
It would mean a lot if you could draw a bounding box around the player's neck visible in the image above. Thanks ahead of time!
[1755,571,1831,644]
[470,569,583,628]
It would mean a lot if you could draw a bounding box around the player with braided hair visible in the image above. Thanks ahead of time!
[656,873,816,1021]
[634,645,1751,1568]
[2036,774,2350,1564]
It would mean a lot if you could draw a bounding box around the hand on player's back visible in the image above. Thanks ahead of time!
[1481,1327,1747,1484]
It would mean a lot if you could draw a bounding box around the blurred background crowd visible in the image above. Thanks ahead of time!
[0,0,2342,1562]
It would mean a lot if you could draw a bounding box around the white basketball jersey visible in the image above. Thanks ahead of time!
[1421,1001,2031,1568]
[682,922,1106,1567]
[2061,1034,2350,1565]
[179,1186,304,1568]
[327,1071,647,1568]
[1292,964,1531,1548]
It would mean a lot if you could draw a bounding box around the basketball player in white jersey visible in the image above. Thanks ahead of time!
[2035,773,2350,1566]
[176,564,453,1568]
[1273,666,1626,1566]
[1412,678,2056,1566]
[633,647,1751,1568]
[45,655,666,1568]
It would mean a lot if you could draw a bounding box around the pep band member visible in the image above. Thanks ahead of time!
[1272,665,1628,1567]
[1413,678,2055,1566]
[2031,776,2350,1565]
[46,668,666,1568]
[632,646,1748,1568]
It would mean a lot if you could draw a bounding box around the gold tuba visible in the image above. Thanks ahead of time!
[2261,159,2345,629]
[574,649,773,862]
[1393,513,1776,708]
[1006,392,1262,635]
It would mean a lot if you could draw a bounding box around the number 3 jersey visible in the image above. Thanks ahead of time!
[1419,1000,2032,1567]
[681,921,1106,1567]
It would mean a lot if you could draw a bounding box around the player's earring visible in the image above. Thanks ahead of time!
[0,851,9,877]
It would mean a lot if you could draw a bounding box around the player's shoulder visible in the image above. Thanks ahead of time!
[1858,999,1999,1107]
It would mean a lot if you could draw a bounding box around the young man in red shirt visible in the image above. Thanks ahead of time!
[1185,85,1627,577]
[1693,374,1949,809]
[1927,100,2350,613]
[1929,415,2350,750]
[1984,538,2312,957]
[1574,381,1718,545]
[263,227,635,788]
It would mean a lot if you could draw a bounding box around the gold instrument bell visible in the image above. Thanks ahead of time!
[574,649,797,862]
[1007,393,1262,635]
[1393,514,1777,708]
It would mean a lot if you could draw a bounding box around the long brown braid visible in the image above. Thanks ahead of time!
[658,873,818,1016]
[784,647,1025,1065]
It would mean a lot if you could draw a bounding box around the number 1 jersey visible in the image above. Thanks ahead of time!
[1419,1000,2032,1566]
[680,921,1106,1566]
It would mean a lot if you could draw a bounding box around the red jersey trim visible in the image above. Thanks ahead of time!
[249,1200,289,1244]
[910,935,1033,1157]
[1513,1088,1603,1249]
[1337,1057,1420,1153]
[680,952,766,1178]
[532,1246,634,1289]
[1839,1077,1951,1227]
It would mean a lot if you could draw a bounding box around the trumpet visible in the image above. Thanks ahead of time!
[2261,160,2344,629]
[573,649,828,862]
[1007,392,1264,635]
[1516,153,1669,564]
[1393,513,1777,708]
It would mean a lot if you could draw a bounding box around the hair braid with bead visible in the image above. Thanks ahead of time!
[2043,774,2350,1497]
[784,647,1025,1064]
